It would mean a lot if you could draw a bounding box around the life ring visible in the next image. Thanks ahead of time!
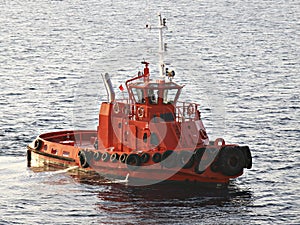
[33,139,43,151]
[161,150,177,168]
[110,153,119,163]
[123,104,130,115]
[137,107,145,118]
[93,151,102,161]
[214,138,225,146]
[187,104,195,116]
[126,154,141,171]
[101,152,110,162]
[113,102,120,114]
[178,150,194,169]
[152,152,162,163]
[119,153,128,163]
[218,147,245,176]
[78,150,89,168]
[140,152,150,163]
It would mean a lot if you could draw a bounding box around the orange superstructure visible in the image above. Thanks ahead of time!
[27,14,252,187]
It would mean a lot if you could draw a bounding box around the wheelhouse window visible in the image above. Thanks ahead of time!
[146,83,159,105]
[128,82,182,105]
[163,88,179,104]
[147,89,158,104]
[132,88,145,104]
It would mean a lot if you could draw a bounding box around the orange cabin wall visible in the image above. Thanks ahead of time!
[97,102,114,149]
[97,102,205,151]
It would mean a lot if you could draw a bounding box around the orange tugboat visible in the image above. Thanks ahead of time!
[27,14,252,187]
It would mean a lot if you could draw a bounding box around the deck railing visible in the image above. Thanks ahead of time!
[176,101,199,122]
[40,130,97,147]
[113,98,199,122]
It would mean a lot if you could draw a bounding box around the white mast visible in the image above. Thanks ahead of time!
[145,13,168,79]
[157,13,167,78]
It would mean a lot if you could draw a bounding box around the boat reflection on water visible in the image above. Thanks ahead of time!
[107,182,251,202]
[29,164,253,223]
[96,182,252,205]
[30,164,252,201]
[93,183,253,224]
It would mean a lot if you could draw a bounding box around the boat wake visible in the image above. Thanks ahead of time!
[29,166,79,178]
[49,166,79,175]
[102,173,129,184]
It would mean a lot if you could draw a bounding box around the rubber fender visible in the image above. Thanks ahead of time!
[140,152,150,163]
[101,152,110,162]
[239,146,252,169]
[119,153,128,163]
[126,154,141,171]
[178,150,194,169]
[34,139,43,151]
[78,150,89,168]
[152,152,162,163]
[110,153,119,163]
[161,150,177,168]
[218,147,245,176]
[194,148,206,174]
[27,150,32,167]
[93,151,102,161]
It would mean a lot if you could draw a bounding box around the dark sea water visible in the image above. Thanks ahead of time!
[0,0,299,224]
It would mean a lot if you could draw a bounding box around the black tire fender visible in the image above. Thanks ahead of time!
[93,151,102,161]
[178,150,194,169]
[101,152,110,162]
[140,152,150,163]
[34,139,43,151]
[239,146,252,169]
[110,153,119,163]
[119,153,128,163]
[152,152,162,163]
[126,154,141,171]
[161,150,177,168]
[78,150,89,168]
[218,147,246,176]
[194,148,206,174]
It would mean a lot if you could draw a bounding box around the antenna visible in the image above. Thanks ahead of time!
[158,13,167,78]
[146,13,168,79]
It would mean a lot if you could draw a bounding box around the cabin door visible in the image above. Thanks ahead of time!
[122,121,137,151]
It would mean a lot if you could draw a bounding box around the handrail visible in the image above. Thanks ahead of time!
[110,100,199,122]
[40,130,97,141]
[176,101,199,121]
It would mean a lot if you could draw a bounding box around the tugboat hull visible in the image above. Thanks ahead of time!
[27,130,251,188]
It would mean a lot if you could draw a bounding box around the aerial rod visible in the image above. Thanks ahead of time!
[157,13,167,78]
[146,13,167,79]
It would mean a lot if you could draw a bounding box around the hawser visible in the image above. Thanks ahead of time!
[27,14,252,187]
